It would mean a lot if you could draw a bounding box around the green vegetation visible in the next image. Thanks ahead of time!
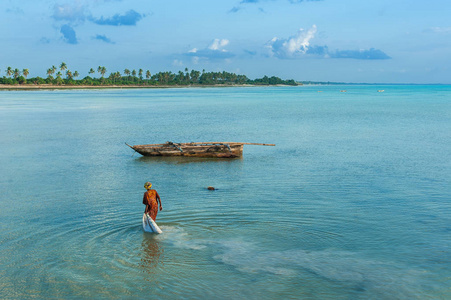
[0,63,299,87]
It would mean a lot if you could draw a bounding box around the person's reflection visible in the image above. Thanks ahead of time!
[140,233,164,279]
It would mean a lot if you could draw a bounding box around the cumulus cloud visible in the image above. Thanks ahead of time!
[428,27,451,34]
[51,3,144,27]
[306,45,328,55]
[267,25,317,58]
[187,49,235,60]
[93,34,114,44]
[53,3,86,23]
[60,24,78,44]
[244,49,257,56]
[209,39,230,50]
[172,59,184,67]
[185,39,235,60]
[229,6,241,13]
[6,7,24,14]
[48,2,144,45]
[91,10,143,26]
[267,25,391,60]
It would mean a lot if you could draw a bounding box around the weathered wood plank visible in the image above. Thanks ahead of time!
[134,142,275,147]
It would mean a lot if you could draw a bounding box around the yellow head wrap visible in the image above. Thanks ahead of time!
[144,182,152,189]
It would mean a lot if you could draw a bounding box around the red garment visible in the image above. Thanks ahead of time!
[143,189,161,221]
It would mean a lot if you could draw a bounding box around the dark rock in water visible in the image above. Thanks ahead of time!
[207,186,216,190]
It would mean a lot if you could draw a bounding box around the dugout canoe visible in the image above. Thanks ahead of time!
[126,141,275,158]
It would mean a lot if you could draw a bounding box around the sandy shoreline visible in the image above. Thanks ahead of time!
[0,84,195,90]
[0,83,284,90]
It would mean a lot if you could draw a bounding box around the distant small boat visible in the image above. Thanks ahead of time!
[378,90,385,92]
[340,90,347,92]
[126,141,275,158]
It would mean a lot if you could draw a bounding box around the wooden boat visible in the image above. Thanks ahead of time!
[126,141,275,158]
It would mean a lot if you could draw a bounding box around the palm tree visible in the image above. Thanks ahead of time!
[132,69,137,77]
[88,68,95,76]
[184,68,190,83]
[13,68,20,79]
[60,62,67,72]
[66,70,73,80]
[146,70,151,79]
[6,67,12,78]
[46,68,54,80]
[74,71,79,80]
[100,66,106,78]
[55,71,63,85]
[22,69,29,78]
[177,71,184,84]
[138,69,143,79]
[110,71,119,83]
[124,69,130,77]
[157,72,164,84]
[115,71,121,83]
[190,70,200,83]
[97,66,106,78]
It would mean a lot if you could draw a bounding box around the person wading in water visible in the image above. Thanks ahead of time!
[143,182,162,221]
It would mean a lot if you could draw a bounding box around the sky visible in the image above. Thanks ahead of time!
[1,0,451,83]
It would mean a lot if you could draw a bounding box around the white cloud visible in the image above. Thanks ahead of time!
[267,25,317,58]
[266,25,390,60]
[287,25,316,53]
[53,2,87,23]
[172,59,183,66]
[208,39,229,51]
[429,27,451,34]
[184,38,234,61]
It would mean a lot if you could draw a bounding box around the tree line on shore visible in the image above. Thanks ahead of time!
[0,63,298,86]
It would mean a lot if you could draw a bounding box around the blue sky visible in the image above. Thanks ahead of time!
[1,0,450,83]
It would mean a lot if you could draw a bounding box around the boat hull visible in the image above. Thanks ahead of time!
[131,143,244,158]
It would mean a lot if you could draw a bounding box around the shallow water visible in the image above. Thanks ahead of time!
[0,86,450,299]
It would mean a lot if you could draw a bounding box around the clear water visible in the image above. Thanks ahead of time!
[0,86,450,299]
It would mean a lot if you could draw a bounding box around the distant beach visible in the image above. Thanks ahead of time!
[0,84,186,90]
[0,66,299,89]
[0,83,291,90]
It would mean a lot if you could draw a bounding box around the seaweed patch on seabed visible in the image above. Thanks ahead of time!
[212,241,427,298]
[159,233,428,298]
[155,226,209,250]
[152,227,430,298]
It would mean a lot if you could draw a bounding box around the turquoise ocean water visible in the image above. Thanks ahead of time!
[0,86,450,299]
